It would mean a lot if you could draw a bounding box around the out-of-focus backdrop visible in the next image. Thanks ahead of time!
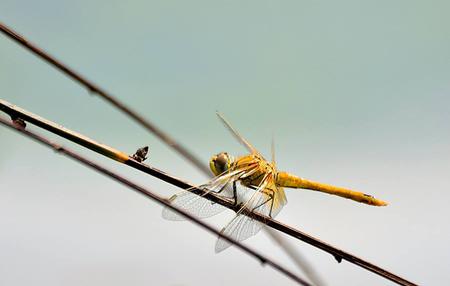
[1,1,449,285]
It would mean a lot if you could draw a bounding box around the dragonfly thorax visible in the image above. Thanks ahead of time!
[234,154,277,189]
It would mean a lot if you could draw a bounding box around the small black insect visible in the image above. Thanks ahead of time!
[131,146,149,162]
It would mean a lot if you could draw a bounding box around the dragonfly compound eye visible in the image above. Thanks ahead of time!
[209,152,231,176]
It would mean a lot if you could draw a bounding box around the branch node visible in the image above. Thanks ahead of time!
[10,114,26,129]
[334,255,343,263]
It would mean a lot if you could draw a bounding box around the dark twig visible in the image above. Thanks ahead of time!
[0,21,209,175]
[0,117,310,286]
[265,227,326,286]
[0,99,417,286]
[0,20,317,282]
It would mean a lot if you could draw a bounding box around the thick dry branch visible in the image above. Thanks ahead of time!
[0,99,417,286]
[0,117,310,286]
[0,20,317,282]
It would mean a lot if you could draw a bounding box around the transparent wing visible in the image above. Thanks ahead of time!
[215,190,268,253]
[216,112,260,155]
[162,191,228,221]
[162,164,260,221]
[215,175,287,252]
[215,212,264,253]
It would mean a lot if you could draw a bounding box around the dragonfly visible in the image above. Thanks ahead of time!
[162,113,388,253]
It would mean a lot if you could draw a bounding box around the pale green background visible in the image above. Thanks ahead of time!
[1,1,449,285]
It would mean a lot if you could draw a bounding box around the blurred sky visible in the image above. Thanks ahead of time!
[1,1,449,285]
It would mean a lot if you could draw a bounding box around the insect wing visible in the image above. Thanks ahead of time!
[162,166,256,220]
[162,191,227,221]
[215,213,263,253]
[215,177,287,252]
[216,112,260,155]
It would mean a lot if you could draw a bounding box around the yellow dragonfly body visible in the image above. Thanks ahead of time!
[163,114,387,252]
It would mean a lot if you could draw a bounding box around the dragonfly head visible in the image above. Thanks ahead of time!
[209,152,234,176]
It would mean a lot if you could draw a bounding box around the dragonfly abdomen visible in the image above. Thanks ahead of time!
[276,172,388,206]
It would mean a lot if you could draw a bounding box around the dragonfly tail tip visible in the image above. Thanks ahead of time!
[374,199,388,207]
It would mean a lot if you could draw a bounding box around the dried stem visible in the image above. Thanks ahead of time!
[0,99,417,286]
[0,117,310,286]
[265,228,326,286]
[0,20,323,283]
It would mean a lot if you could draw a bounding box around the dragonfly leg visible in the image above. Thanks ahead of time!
[268,189,275,218]
[232,181,238,206]
[251,191,274,218]
[209,180,231,205]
